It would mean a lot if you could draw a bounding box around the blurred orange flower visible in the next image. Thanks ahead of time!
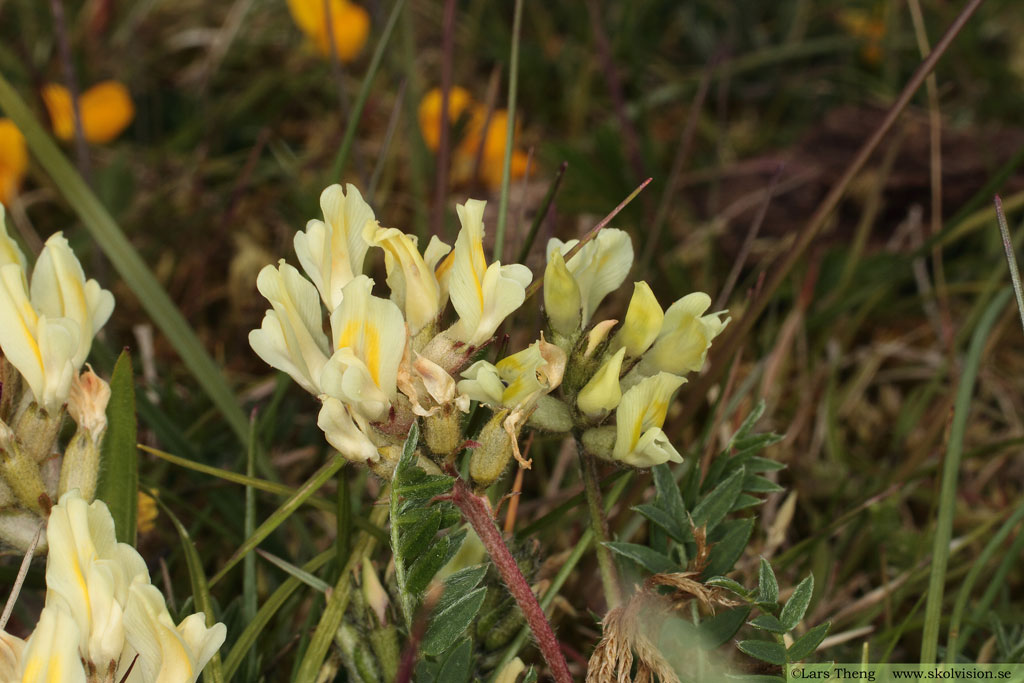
[418,88,530,190]
[287,0,370,62]
[137,490,159,535]
[42,80,135,144]
[838,9,886,65]
[0,118,27,207]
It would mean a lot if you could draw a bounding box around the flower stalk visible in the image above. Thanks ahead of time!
[450,477,573,683]
[579,443,622,610]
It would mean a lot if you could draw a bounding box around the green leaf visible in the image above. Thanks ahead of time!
[604,542,680,575]
[750,615,787,634]
[398,507,442,558]
[758,558,779,604]
[422,587,488,656]
[437,565,488,609]
[701,518,754,579]
[780,575,815,630]
[95,351,138,544]
[692,467,745,532]
[737,639,787,666]
[732,494,764,512]
[787,622,830,661]
[705,576,751,599]
[407,537,453,596]
[633,503,690,543]
[742,473,785,494]
[652,463,687,522]
[434,637,473,683]
[733,400,766,441]
[698,606,751,648]
[744,456,786,472]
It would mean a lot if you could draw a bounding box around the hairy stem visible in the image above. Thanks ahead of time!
[451,478,573,683]
[579,448,622,610]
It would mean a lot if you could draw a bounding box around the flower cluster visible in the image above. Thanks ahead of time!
[417,87,530,189]
[537,228,729,468]
[251,183,726,487]
[249,184,538,473]
[0,490,226,683]
[0,206,116,550]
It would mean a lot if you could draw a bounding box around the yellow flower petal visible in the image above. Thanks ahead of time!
[577,347,625,420]
[548,228,633,324]
[249,261,330,395]
[367,223,449,335]
[288,0,370,62]
[417,86,474,151]
[326,275,407,414]
[0,119,27,207]
[611,281,663,358]
[317,396,381,462]
[294,183,374,310]
[644,292,728,376]
[613,372,685,467]
[20,606,87,683]
[43,81,134,144]
[543,250,582,337]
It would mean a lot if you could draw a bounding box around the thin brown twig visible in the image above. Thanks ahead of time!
[678,0,987,425]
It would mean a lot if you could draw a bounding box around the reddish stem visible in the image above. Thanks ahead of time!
[451,478,573,683]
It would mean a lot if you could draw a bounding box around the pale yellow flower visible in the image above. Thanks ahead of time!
[439,199,531,347]
[31,232,115,368]
[611,281,663,358]
[294,183,375,310]
[611,372,685,467]
[547,228,633,325]
[543,250,582,337]
[42,81,134,144]
[494,657,526,683]
[19,605,86,683]
[577,347,625,420]
[642,292,728,378]
[0,119,27,207]
[0,262,79,411]
[287,0,370,62]
[317,395,380,462]
[0,204,26,269]
[248,260,331,396]
[366,223,450,336]
[323,275,407,420]
[0,629,24,681]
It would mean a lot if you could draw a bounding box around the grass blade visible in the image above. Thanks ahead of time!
[209,455,348,587]
[920,287,1010,664]
[0,72,250,445]
[95,351,138,544]
[154,493,225,683]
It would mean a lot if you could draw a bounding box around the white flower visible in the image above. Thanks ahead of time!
[294,183,375,310]
[248,260,331,395]
[547,228,633,326]
[439,200,531,347]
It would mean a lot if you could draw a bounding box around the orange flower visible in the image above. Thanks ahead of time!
[417,86,474,151]
[838,9,886,65]
[0,119,27,207]
[287,0,370,62]
[42,80,134,144]
[418,89,531,190]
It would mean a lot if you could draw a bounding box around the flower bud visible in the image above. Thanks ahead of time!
[494,657,526,683]
[526,395,573,433]
[58,429,101,501]
[0,509,45,552]
[580,426,616,462]
[576,347,625,420]
[0,420,49,514]
[13,401,63,464]
[469,410,515,489]
[423,407,464,459]
[67,366,110,442]
[543,250,582,338]
[361,558,390,626]
[611,282,664,357]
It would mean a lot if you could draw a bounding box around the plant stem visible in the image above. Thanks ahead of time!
[578,447,622,610]
[451,478,573,683]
